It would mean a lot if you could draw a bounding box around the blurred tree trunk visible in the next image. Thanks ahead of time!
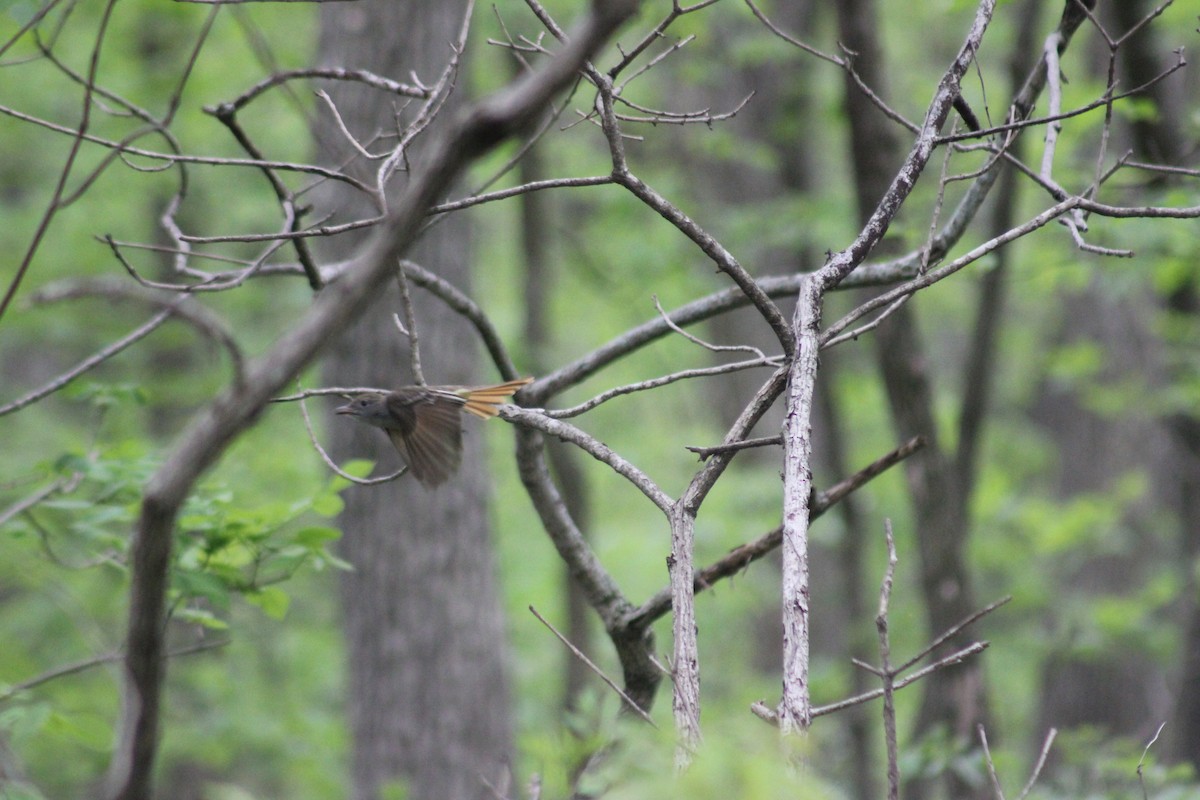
[1033,0,1194,761]
[835,1,993,796]
[313,3,513,799]
[1172,393,1200,771]
[1110,0,1200,770]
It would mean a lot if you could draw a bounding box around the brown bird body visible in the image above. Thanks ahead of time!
[335,378,532,487]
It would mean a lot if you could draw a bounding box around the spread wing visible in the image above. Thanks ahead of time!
[384,392,464,487]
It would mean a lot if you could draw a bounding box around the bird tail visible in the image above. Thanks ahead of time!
[460,377,533,419]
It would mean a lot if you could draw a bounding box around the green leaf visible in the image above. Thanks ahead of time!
[44,711,111,751]
[61,381,148,408]
[246,586,290,619]
[293,525,342,549]
[310,492,344,518]
[173,570,233,607]
[0,701,51,739]
[207,541,255,569]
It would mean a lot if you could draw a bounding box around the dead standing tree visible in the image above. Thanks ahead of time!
[0,0,1197,797]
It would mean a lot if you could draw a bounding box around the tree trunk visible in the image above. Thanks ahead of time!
[314,3,513,798]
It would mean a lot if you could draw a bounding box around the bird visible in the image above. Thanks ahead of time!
[335,377,533,488]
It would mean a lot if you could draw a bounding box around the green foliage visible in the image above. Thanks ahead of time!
[0,386,346,796]
[172,474,350,626]
[3,0,1200,796]
[594,719,848,800]
[899,725,988,793]
[1027,727,1197,800]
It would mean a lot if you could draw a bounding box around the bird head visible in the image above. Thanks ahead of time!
[335,393,392,428]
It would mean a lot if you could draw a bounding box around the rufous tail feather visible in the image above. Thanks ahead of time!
[461,377,533,419]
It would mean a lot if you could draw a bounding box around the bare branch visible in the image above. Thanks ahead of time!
[529,605,656,726]
[1016,729,1057,800]
[501,406,672,512]
[0,307,176,417]
[779,0,999,735]
[979,725,1006,800]
[296,390,405,486]
[685,435,781,461]
[627,436,925,628]
[667,503,701,765]
[896,595,1011,675]
[431,175,613,215]
[822,197,1083,348]
[0,0,119,325]
[1136,721,1168,800]
[218,67,430,116]
[877,521,900,800]
[653,295,771,361]
[549,358,780,419]
[27,278,246,384]
[395,264,425,386]
[0,641,227,705]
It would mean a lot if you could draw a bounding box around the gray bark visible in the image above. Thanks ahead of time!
[314,3,511,798]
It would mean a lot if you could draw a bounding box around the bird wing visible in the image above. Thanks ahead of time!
[385,392,464,487]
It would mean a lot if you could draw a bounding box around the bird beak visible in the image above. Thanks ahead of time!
[335,403,354,416]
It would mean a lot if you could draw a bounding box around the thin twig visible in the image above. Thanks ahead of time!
[0,640,227,704]
[1016,728,1057,800]
[979,724,1006,800]
[895,595,1010,674]
[878,520,900,800]
[529,605,656,726]
[1136,721,1167,800]
[0,306,177,417]
[810,641,990,719]
[653,295,770,360]
[396,262,425,385]
[685,435,781,461]
[548,358,781,419]
[502,406,673,513]
[0,478,69,531]
[297,387,404,486]
[0,0,119,324]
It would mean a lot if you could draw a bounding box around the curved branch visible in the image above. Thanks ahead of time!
[501,406,672,512]
[0,307,176,418]
[27,278,245,384]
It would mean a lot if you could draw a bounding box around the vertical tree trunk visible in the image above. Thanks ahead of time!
[313,3,513,799]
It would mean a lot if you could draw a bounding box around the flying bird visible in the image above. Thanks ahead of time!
[336,377,532,487]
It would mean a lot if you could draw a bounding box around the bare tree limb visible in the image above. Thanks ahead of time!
[778,0,998,734]
[529,605,655,727]
[877,521,900,800]
[627,436,925,629]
